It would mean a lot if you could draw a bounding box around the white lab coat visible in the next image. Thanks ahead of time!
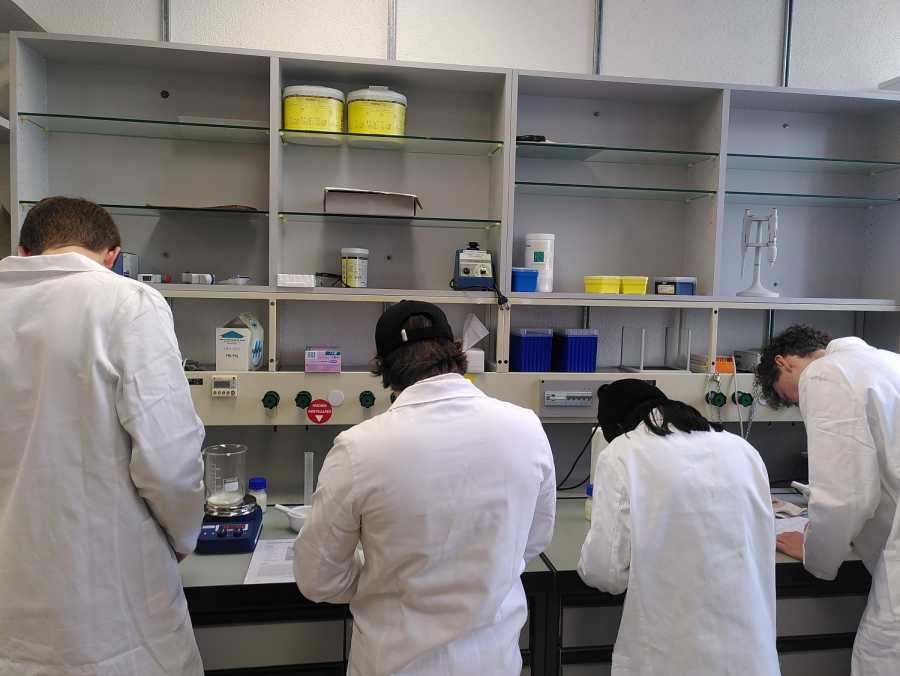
[0,253,206,676]
[294,373,556,676]
[799,337,900,675]
[578,422,780,676]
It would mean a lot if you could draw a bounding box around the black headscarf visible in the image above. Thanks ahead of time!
[596,379,669,442]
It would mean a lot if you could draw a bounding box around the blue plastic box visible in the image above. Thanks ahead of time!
[510,328,553,372]
[511,267,539,292]
[654,276,697,296]
[552,329,599,372]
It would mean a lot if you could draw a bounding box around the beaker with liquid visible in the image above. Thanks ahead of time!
[203,444,247,509]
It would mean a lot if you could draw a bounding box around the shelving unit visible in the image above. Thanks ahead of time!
[8,33,900,426]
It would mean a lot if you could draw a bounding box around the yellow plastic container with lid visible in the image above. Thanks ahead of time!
[283,85,345,132]
[347,85,407,136]
[621,276,649,295]
[584,275,621,294]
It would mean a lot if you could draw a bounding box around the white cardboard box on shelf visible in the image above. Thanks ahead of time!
[324,187,422,217]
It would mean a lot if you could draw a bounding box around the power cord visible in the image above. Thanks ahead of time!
[449,278,509,308]
[557,424,598,491]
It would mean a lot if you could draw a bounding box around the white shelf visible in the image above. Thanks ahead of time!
[509,292,900,312]
[153,284,498,304]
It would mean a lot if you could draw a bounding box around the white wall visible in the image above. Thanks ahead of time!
[10,0,900,90]
[600,0,784,85]
[16,0,158,40]
[171,0,387,59]
[396,0,595,72]
[790,0,900,90]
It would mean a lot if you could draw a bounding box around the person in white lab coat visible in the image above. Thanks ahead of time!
[0,197,206,676]
[294,300,556,676]
[757,325,900,675]
[578,379,780,676]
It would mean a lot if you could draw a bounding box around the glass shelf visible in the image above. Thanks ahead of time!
[517,141,716,166]
[728,153,900,174]
[725,191,900,207]
[19,113,269,144]
[516,181,715,202]
[280,211,498,229]
[281,129,502,156]
[20,201,268,218]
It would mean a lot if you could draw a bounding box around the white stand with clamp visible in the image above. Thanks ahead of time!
[738,208,779,298]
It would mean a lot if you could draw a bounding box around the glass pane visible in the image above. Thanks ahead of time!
[728,153,900,174]
[21,201,268,218]
[516,181,715,202]
[20,113,269,144]
[725,191,899,207]
[517,141,716,166]
[281,211,499,230]
[281,129,503,156]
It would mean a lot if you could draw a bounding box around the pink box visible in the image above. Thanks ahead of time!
[304,347,342,373]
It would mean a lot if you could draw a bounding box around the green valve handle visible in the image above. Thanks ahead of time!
[261,390,281,410]
[733,391,754,407]
[705,391,727,408]
[295,390,312,409]
[359,391,376,408]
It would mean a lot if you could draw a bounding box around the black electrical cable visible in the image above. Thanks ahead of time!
[556,424,598,491]
[449,279,508,308]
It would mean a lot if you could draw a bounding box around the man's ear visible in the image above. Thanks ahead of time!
[101,246,121,270]
[774,355,790,373]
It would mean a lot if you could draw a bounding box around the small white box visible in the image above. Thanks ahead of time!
[465,348,485,373]
[324,187,422,217]
[277,273,316,288]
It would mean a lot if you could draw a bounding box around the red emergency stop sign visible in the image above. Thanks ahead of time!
[307,399,333,424]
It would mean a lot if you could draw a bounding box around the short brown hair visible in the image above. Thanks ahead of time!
[756,324,831,409]
[19,197,121,254]
[372,314,468,391]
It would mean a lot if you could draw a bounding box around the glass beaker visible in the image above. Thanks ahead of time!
[203,444,248,508]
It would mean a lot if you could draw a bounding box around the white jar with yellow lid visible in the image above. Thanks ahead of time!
[283,85,345,133]
[347,86,407,136]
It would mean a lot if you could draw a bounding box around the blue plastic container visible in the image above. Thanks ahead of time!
[654,276,697,296]
[552,329,599,373]
[511,267,539,292]
[510,328,553,372]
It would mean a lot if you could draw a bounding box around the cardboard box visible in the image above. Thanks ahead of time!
[324,187,422,218]
[113,252,139,279]
[465,348,485,373]
[305,347,342,373]
[216,313,265,371]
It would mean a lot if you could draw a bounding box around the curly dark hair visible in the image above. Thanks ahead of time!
[19,196,121,254]
[371,314,468,391]
[756,324,831,409]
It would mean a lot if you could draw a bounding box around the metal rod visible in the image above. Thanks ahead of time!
[781,0,794,86]
[161,0,170,42]
[581,306,591,329]
[387,0,398,60]
[593,0,603,74]
[765,309,776,344]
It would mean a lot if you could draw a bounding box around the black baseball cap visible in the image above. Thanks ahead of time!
[597,379,669,442]
[375,300,455,359]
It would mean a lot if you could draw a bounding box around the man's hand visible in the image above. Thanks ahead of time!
[776,531,804,561]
